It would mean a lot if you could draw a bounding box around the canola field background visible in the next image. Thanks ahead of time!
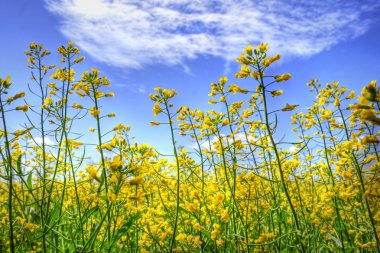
[0,42,379,252]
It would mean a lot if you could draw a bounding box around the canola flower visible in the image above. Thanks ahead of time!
[0,42,379,253]
[15,104,30,112]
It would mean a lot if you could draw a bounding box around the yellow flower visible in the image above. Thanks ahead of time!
[362,80,377,102]
[250,71,260,80]
[73,56,85,64]
[263,54,281,67]
[113,123,124,131]
[57,45,66,55]
[211,223,220,240]
[321,109,333,120]
[333,97,340,107]
[44,97,53,105]
[42,97,53,109]
[222,118,229,126]
[241,108,253,118]
[220,208,230,222]
[16,104,29,112]
[89,107,100,117]
[109,156,124,172]
[281,103,298,111]
[101,143,114,151]
[14,92,25,100]
[152,103,163,116]
[347,104,371,110]
[107,192,117,203]
[244,44,253,55]
[175,233,187,242]
[150,121,160,126]
[129,175,144,185]
[361,135,379,144]
[50,68,75,82]
[235,65,251,78]
[69,139,83,149]
[275,73,292,82]
[270,90,283,97]
[87,166,100,182]
[374,211,380,222]
[29,42,37,49]
[216,239,224,247]
[105,92,115,97]
[360,109,380,124]
[228,84,248,94]
[27,57,36,65]
[346,90,355,99]
[89,127,95,132]
[95,91,104,99]
[7,96,14,104]
[153,86,162,93]
[193,222,204,231]
[162,89,177,99]
[219,76,228,85]
[13,129,30,136]
[236,53,250,64]
[256,43,269,53]
[5,76,11,85]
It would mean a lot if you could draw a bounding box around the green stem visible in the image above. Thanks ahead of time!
[0,95,15,253]
[91,83,112,249]
[37,53,48,253]
[164,101,181,253]
[256,64,305,252]
[315,113,346,251]
[338,106,380,251]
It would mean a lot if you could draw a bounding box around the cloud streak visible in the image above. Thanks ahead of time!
[45,0,379,69]
[28,136,55,146]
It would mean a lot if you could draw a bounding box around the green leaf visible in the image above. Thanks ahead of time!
[26,171,33,192]
[81,206,99,225]
[16,155,22,174]
[48,204,61,225]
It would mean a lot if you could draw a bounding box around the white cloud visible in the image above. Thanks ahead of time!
[288,145,297,153]
[114,82,146,93]
[28,136,55,146]
[189,132,255,150]
[45,0,379,69]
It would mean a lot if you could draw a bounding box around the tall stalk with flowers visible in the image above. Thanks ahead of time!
[0,76,18,253]
[234,43,305,251]
[150,87,181,253]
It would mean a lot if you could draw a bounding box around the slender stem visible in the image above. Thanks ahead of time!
[164,100,181,253]
[338,105,380,251]
[91,83,112,250]
[37,52,48,253]
[256,63,305,252]
[314,112,346,251]
[0,95,15,253]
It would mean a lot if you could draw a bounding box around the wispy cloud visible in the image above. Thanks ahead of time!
[114,82,146,94]
[189,132,255,150]
[45,0,379,69]
[28,136,55,146]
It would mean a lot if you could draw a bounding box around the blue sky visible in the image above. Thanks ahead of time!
[1,0,380,155]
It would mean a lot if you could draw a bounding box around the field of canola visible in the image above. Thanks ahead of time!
[0,42,379,252]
